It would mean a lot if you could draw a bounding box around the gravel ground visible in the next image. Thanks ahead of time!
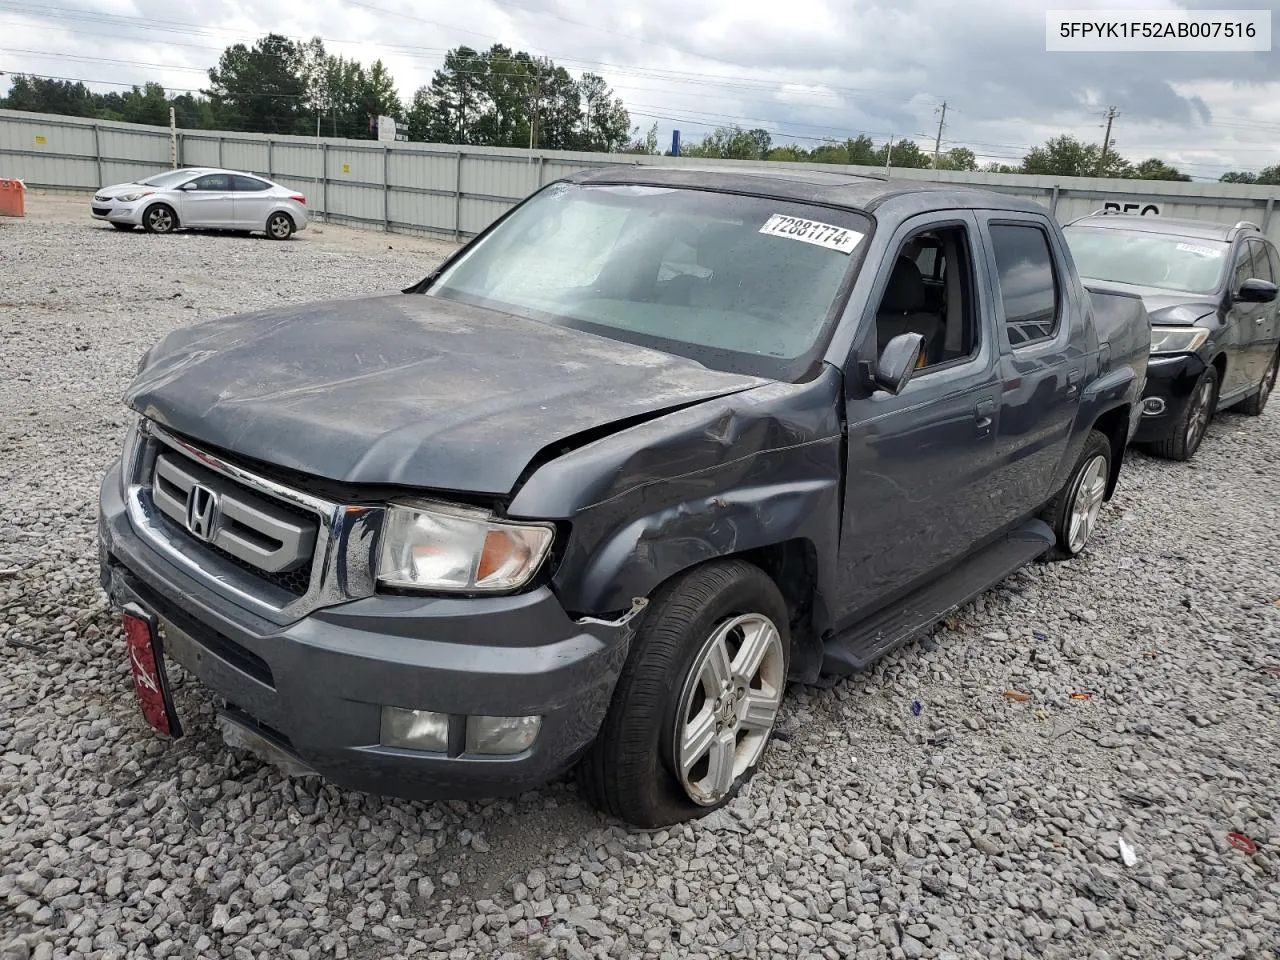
[2,195,1279,960]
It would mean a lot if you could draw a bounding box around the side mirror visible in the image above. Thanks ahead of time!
[1237,278,1278,303]
[871,333,924,395]
[179,182,198,191]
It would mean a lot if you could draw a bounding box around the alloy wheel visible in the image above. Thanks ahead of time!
[1185,376,1214,451]
[1067,454,1108,554]
[268,214,292,239]
[147,207,173,233]
[673,613,785,806]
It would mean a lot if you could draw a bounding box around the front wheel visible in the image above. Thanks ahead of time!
[142,203,177,234]
[266,212,295,240]
[1237,350,1277,416]
[1039,429,1112,562]
[577,560,790,827]
[1149,365,1218,461]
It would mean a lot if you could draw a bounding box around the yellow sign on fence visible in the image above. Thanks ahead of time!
[34,135,46,145]
[342,163,350,174]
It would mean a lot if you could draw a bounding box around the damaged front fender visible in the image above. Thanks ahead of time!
[509,367,846,642]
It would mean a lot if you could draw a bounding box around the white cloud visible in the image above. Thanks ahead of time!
[0,0,1277,178]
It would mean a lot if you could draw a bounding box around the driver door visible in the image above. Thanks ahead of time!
[176,173,235,228]
[834,211,1002,625]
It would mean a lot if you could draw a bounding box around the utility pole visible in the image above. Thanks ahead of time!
[932,101,947,169]
[1096,106,1118,175]
[885,135,894,172]
[169,106,177,169]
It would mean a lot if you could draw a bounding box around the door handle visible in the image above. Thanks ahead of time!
[1066,367,1083,397]
[975,399,996,434]
[1257,318,1267,325]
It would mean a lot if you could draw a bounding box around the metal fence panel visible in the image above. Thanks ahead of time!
[4,108,1277,246]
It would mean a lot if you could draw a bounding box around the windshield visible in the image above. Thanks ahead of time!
[140,170,200,188]
[426,183,872,379]
[1063,224,1228,295]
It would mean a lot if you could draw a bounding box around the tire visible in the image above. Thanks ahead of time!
[1237,349,1278,417]
[577,560,790,827]
[266,212,295,240]
[1149,365,1218,461]
[110,222,135,232]
[142,203,177,234]
[1039,429,1112,562]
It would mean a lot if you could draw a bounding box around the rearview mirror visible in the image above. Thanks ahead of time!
[871,333,924,395]
[1237,277,1278,303]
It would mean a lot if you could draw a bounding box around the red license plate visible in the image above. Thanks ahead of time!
[122,604,183,739]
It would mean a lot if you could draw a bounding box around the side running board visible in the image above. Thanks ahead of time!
[821,518,1054,675]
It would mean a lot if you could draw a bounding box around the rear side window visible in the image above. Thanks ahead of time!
[1268,244,1280,286]
[1248,239,1272,283]
[989,224,1060,347]
[233,175,270,191]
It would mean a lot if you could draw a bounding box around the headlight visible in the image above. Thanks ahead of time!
[120,414,142,484]
[1150,325,1209,354]
[377,501,554,593]
[115,191,153,202]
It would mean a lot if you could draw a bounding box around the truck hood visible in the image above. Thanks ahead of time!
[1082,279,1219,326]
[125,294,767,495]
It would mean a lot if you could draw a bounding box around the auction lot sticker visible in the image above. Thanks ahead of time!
[759,214,864,253]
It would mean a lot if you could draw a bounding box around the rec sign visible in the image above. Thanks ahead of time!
[1103,201,1161,216]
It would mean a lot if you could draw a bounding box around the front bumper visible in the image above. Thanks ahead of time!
[98,459,639,800]
[90,201,143,225]
[1132,352,1206,444]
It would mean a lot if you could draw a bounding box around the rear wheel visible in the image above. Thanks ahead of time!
[110,222,134,232]
[1237,349,1277,416]
[1039,429,1111,562]
[577,560,790,827]
[266,212,295,240]
[1150,365,1217,461]
[142,203,177,234]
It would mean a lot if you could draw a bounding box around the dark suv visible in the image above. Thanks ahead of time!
[1063,214,1280,460]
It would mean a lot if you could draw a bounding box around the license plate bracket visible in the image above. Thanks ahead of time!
[122,603,183,739]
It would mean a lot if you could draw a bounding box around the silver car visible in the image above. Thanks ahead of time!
[91,167,308,240]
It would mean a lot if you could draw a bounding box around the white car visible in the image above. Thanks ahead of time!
[91,167,308,240]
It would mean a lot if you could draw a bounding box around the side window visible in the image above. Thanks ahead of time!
[1248,239,1272,283]
[1267,244,1280,288]
[233,175,270,192]
[989,223,1060,347]
[193,174,230,191]
[873,224,978,370]
[1232,241,1254,291]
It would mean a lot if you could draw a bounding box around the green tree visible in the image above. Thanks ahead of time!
[878,138,930,168]
[767,145,806,162]
[983,161,1021,174]
[205,34,313,134]
[1221,165,1280,185]
[531,61,582,150]
[578,72,630,152]
[623,121,659,155]
[420,46,488,143]
[935,146,977,171]
[170,92,216,129]
[1020,134,1130,177]
[1126,158,1191,182]
[0,75,98,116]
[474,44,533,148]
[120,82,171,127]
[683,125,772,160]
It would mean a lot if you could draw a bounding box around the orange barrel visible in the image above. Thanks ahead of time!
[0,179,26,217]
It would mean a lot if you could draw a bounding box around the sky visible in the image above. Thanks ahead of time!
[0,0,1278,180]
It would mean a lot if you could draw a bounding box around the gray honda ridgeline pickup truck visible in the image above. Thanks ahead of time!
[99,167,1150,826]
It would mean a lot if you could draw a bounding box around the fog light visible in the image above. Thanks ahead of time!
[1142,397,1167,416]
[380,707,449,752]
[466,715,541,755]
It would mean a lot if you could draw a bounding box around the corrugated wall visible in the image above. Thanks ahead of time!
[3,108,1277,244]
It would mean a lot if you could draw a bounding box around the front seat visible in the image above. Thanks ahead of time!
[876,255,944,364]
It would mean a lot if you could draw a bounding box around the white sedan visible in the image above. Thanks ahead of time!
[91,167,308,239]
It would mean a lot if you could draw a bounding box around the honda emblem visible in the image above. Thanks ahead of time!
[184,484,219,541]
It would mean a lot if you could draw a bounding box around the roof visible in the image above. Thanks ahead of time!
[570,165,1049,216]
[1065,213,1255,242]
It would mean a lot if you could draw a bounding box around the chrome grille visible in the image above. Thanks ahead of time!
[150,452,317,576]
[123,421,385,625]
